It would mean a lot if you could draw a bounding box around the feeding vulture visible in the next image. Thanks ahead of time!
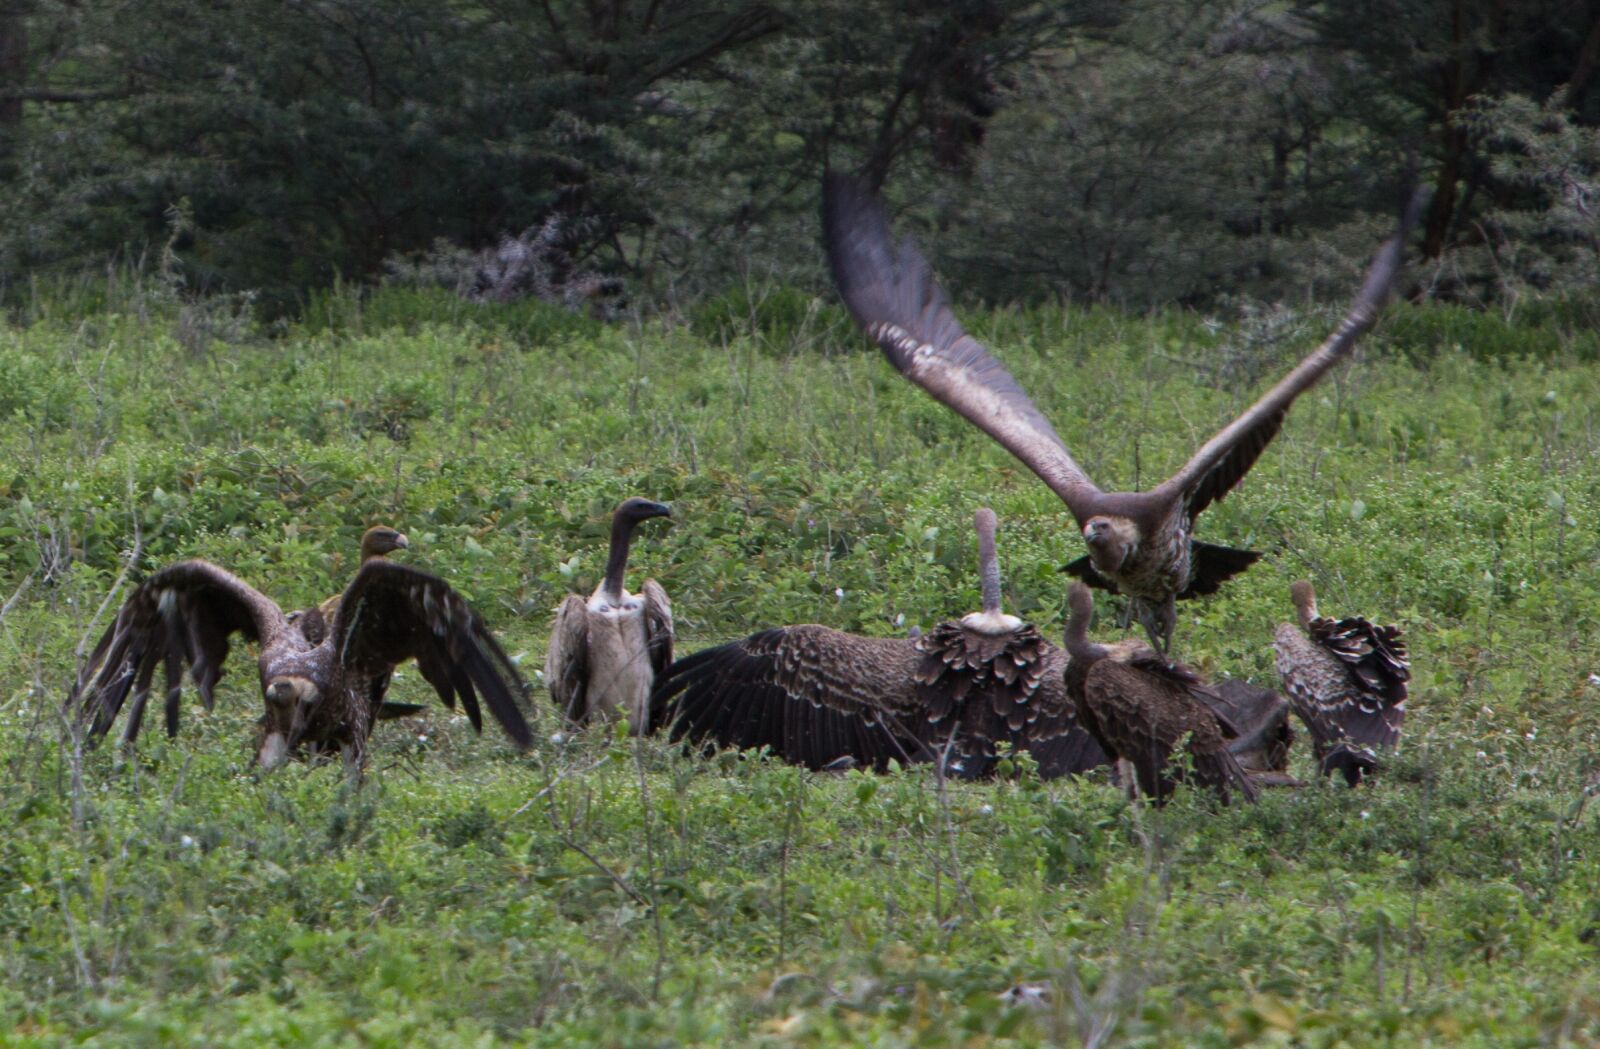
[1062,582,1257,805]
[649,508,1110,778]
[546,497,674,733]
[823,172,1422,651]
[72,557,534,774]
[1274,579,1408,786]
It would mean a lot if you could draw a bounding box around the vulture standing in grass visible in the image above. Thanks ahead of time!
[1274,579,1408,785]
[823,173,1422,652]
[1061,582,1257,805]
[73,557,534,775]
[650,508,1109,778]
[546,497,674,733]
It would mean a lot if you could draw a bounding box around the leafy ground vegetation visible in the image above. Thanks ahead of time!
[3,282,1600,1046]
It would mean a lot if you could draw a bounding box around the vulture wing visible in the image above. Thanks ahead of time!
[824,173,1101,520]
[1154,189,1427,518]
[74,560,287,745]
[331,561,532,749]
[649,626,935,771]
[641,579,675,681]
[545,594,591,722]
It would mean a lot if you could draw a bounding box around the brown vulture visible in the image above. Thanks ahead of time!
[649,508,1109,778]
[1062,582,1257,805]
[72,558,533,774]
[823,172,1422,651]
[1274,579,1408,786]
[546,498,674,733]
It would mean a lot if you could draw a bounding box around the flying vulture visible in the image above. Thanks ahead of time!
[824,172,1422,651]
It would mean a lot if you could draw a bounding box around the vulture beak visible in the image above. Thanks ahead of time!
[394,532,410,550]
[260,676,321,765]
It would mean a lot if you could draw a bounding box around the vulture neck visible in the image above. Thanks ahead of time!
[962,508,1022,634]
[600,514,640,604]
[1290,582,1320,630]
[1063,588,1109,664]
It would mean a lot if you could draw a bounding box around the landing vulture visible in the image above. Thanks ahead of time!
[824,173,1423,651]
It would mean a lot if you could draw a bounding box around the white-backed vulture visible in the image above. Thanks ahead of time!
[1062,582,1257,805]
[650,508,1110,778]
[73,558,533,774]
[546,497,674,733]
[823,173,1422,651]
[1274,579,1408,786]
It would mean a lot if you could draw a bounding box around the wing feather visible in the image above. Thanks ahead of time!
[824,173,1100,519]
[1158,189,1427,509]
[641,580,674,681]
[650,626,930,771]
[73,560,286,744]
[546,595,591,723]
[331,561,532,749]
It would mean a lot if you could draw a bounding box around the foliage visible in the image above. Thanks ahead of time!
[4,284,1600,1043]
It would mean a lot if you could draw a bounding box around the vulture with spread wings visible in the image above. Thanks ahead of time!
[824,173,1421,651]
[650,508,1109,778]
[73,558,533,774]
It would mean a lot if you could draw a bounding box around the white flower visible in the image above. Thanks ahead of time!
[180,835,196,848]
[978,804,994,817]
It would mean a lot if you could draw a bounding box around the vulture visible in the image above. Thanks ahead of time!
[1273,579,1408,786]
[1061,582,1257,805]
[546,497,674,733]
[317,524,409,622]
[649,507,1110,777]
[823,173,1422,651]
[72,557,534,774]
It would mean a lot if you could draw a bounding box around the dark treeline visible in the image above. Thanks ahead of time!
[0,0,1597,312]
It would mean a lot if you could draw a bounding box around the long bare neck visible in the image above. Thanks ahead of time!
[1064,587,1109,664]
[601,514,637,602]
[975,508,1002,616]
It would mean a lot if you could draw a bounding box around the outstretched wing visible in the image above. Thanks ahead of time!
[1156,189,1428,517]
[824,173,1101,520]
[331,561,532,749]
[73,560,287,745]
[641,579,674,681]
[545,595,591,722]
[650,626,935,771]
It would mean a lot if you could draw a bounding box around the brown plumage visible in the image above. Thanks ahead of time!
[72,558,533,775]
[1274,580,1408,786]
[1061,582,1257,805]
[546,498,674,733]
[650,508,1108,777]
[824,173,1423,652]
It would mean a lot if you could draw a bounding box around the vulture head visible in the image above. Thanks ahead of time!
[360,525,410,561]
[616,498,672,527]
[1082,515,1138,575]
[260,671,324,770]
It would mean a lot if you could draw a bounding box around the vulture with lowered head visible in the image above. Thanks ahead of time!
[650,507,1109,778]
[823,173,1423,651]
[73,556,533,775]
[546,497,674,733]
[1274,579,1408,786]
[1061,582,1257,805]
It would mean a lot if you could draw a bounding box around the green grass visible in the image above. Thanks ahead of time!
[3,288,1600,1045]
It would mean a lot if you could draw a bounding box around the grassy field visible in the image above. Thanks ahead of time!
[3,282,1600,1046]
